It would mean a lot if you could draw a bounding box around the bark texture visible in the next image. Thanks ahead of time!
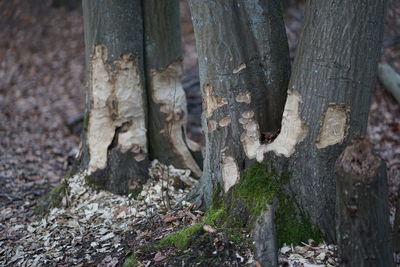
[394,195,400,253]
[335,138,393,267]
[253,199,279,267]
[189,1,290,264]
[188,0,290,208]
[143,0,202,177]
[80,0,148,194]
[257,0,387,241]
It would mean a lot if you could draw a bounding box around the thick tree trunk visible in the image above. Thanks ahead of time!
[143,0,202,178]
[79,0,148,194]
[188,0,290,208]
[189,1,290,264]
[257,0,387,241]
[336,138,393,267]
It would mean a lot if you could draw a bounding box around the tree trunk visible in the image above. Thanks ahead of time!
[143,0,202,178]
[336,138,393,267]
[188,0,290,208]
[257,0,387,241]
[190,0,387,264]
[188,1,290,264]
[394,195,400,254]
[79,0,148,194]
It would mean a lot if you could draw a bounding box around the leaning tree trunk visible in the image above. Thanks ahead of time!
[79,0,148,194]
[188,0,290,208]
[143,0,202,177]
[189,0,290,265]
[257,0,387,241]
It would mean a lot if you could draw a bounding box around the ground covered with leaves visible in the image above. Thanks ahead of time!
[0,0,399,266]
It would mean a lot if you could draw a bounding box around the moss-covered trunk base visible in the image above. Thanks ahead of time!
[154,162,324,266]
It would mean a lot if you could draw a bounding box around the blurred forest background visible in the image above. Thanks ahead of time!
[0,0,399,249]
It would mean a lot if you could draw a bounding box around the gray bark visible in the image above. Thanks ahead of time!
[188,0,290,208]
[143,0,202,177]
[283,0,387,241]
[189,1,290,264]
[336,138,393,267]
[253,199,279,267]
[80,0,148,194]
[394,194,400,253]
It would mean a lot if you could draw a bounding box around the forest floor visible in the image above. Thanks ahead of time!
[0,0,399,266]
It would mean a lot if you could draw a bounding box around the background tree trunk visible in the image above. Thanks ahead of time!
[79,0,148,194]
[188,0,290,208]
[258,0,387,241]
[143,0,202,178]
[336,138,393,267]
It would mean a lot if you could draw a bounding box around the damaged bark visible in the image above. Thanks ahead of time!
[257,0,387,241]
[188,0,290,208]
[80,0,148,194]
[189,0,290,264]
[189,0,386,265]
[336,138,393,267]
[143,0,202,177]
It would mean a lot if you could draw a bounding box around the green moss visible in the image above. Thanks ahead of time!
[157,200,227,249]
[123,254,139,267]
[233,162,288,218]
[275,193,324,247]
[128,185,142,198]
[35,182,68,215]
[157,223,203,249]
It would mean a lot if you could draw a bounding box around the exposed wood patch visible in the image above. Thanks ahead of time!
[233,63,246,74]
[87,45,146,173]
[257,90,308,161]
[235,91,251,104]
[203,83,228,118]
[316,104,349,149]
[239,109,261,160]
[221,156,239,192]
[149,62,202,177]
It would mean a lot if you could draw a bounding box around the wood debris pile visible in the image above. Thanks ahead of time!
[0,160,195,266]
[279,240,338,267]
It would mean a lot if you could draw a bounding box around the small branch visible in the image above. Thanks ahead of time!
[378,63,400,104]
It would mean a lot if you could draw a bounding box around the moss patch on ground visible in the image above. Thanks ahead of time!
[122,254,139,267]
[34,182,68,215]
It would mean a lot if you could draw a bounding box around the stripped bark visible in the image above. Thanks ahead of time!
[79,0,148,194]
[143,0,202,177]
[336,138,393,267]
